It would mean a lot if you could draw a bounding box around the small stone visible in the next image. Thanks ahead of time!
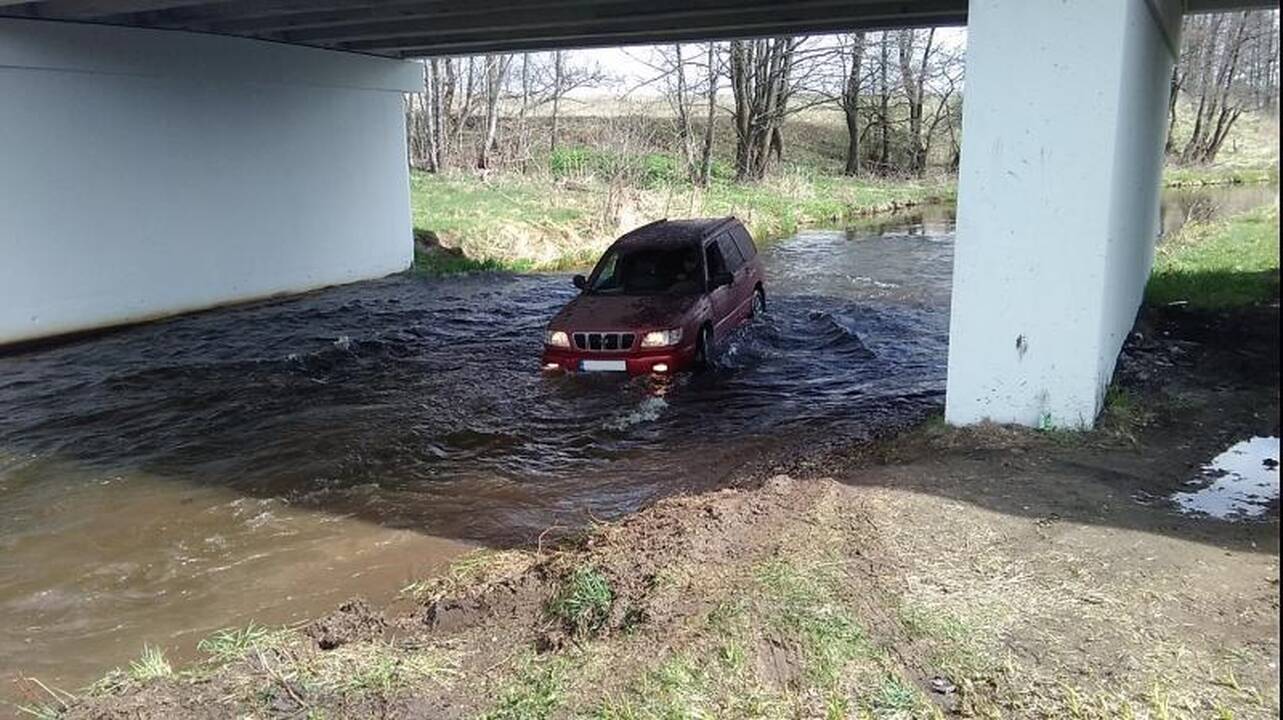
[930,676,957,694]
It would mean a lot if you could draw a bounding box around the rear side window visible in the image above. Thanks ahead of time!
[716,233,745,271]
[733,227,757,261]
[705,241,728,279]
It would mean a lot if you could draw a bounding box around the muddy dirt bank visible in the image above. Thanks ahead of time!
[27,302,1281,720]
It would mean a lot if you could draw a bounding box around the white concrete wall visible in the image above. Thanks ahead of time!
[0,20,422,345]
[945,0,1182,428]
[1100,0,1184,385]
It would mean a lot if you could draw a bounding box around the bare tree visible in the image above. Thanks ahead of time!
[897,28,936,176]
[541,50,607,154]
[650,42,721,185]
[698,43,719,186]
[728,37,802,181]
[669,44,699,181]
[478,53,513,169]
[1173,9,1279,164]
[839,32,867,176]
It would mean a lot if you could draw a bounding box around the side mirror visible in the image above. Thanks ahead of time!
[711,271,734,289]
[573,274,588,290]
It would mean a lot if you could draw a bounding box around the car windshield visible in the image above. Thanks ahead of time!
[587,245,703,296]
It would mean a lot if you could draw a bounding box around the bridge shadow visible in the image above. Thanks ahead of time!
[821,299,1279,557]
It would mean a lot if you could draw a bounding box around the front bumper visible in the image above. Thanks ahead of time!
[541,344,696,375]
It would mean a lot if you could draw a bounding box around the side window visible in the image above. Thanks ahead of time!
[705,241,728,280]
[717,233,745,272]
[733,227,757,261]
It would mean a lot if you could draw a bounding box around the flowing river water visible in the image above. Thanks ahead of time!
[0,185,1272,694]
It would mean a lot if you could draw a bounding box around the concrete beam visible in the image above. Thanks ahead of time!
[2,0,1272,59]
[0,19,421,345]
[944,0,1183,429]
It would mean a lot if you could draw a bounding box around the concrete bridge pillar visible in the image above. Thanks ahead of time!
[0,20,421,345]
[945,0,1183,428]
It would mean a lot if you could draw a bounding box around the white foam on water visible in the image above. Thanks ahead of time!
[853,275,899,289]
[604,396,669,431]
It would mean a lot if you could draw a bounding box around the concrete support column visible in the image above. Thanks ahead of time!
[0,20,422,345]
[945,0,1183,428]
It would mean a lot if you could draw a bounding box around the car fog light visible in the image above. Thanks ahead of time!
[653,363,669,373]
[543,362,560,371]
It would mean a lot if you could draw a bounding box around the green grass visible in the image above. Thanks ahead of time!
[11,678,77,720]
[699,167,954,242]
[546,565,615,637]
[128,645,173,682]
[898,602,995,682]
[1146,203,1280,309]
[301,642,456,698]
[754,558,869,690]
[408,157,954,273]
[197,622,295,665]
[402,549,535,603]
[1163,164,1279,188]
[484,656,568,720]
[413,245,530,275]
[590,650,784,720]
[82,644,176,697]
[13,705,62,720]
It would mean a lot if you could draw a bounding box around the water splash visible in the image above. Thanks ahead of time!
[604,396,669,431]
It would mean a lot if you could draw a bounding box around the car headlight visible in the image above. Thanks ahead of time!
[640,328,683,348]
[545,330,570,348]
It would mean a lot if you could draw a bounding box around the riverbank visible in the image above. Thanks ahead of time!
[1148,201,1280,309]
[39,286,1280,718]
[410,168,956,274]
[409,162,1278,276]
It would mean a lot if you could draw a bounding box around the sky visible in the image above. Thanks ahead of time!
[567,28,970,94]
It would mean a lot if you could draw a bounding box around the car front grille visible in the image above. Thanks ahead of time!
[573,331,636,352]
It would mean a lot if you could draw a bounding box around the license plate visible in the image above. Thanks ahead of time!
[580,359,627,372]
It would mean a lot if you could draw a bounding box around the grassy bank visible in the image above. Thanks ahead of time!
[409,160,1278,277]
[410,165,955,274]
[1147,202,1281,309]
[1162,163,1279,188]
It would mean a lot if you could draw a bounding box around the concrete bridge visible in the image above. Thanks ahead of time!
[0,0,1271,428]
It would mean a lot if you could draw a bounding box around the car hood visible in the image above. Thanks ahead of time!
[551,292,701,331]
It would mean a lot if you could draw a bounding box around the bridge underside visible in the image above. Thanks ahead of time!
[0,0,1273,427]
[0,0,1253,56]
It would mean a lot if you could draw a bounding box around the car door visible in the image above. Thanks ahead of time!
[715,232,753,324]
[731,225,763,292]
[704,238,737,338]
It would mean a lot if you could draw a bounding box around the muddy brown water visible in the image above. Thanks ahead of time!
[1159,182,1277,238]
[0,186,1271,696]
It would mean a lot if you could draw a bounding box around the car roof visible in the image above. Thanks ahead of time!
[611,217,740,251]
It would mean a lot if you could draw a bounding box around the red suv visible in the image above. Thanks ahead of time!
[542,217,766,375]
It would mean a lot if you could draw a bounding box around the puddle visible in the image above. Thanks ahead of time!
[1170,437,1280,520]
